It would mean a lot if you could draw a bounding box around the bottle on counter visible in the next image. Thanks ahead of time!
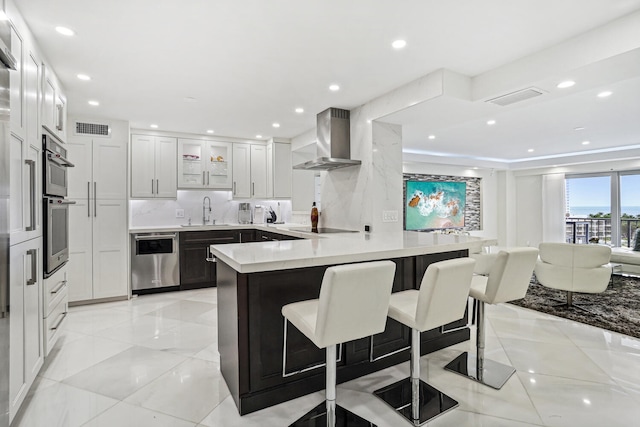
[311,202,319,232]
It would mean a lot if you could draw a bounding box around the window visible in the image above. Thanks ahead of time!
[565,171,640,247]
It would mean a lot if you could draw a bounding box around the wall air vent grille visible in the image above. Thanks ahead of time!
[486,87,546,106]
[75,122,110,136]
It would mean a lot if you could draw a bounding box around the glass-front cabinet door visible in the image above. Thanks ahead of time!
[178,139,232,189]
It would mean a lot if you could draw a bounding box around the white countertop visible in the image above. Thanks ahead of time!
[210,230,496,273]
[129,223,318,240]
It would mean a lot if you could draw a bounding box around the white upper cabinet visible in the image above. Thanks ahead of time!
[131,135,177,198]
[250,144,267,198]
[42,64,66,142]
[267,141,292,199]
[232,143,251,198]
[177,138,233,189]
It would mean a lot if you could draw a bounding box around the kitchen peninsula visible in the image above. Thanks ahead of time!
[211,230,496,415]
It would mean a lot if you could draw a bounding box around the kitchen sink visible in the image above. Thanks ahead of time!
[180,223,230,227]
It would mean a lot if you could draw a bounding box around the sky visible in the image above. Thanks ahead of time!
[566,174,640,207]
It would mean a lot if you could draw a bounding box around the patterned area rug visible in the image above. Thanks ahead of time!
[510,275,640,339]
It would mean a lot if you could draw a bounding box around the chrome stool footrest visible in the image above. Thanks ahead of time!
[289,401,376,427]
[373,378,458,426]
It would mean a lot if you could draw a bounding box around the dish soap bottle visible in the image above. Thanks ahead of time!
[311,202,319,232]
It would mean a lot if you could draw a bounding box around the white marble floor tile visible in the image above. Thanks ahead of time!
[62,346,187,400]
[39,335,132,382]
[490,303,562,321]
[82,401,197,427]
[11,380,118,427]
[125,358,230,423]
[500,337,614,384]
[192,342,220,363]
[580,347,640,392]
[137,321,217,357]
[519,371,640,427]
[63,307,135,335]
[93,314,183,345]
[489,316,570,344]
[184,288,218,304]
[554,321,640,354]
[146,300,218,323]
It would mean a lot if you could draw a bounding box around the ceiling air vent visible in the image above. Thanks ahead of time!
[485,87,546,107]
[75,121,110,137]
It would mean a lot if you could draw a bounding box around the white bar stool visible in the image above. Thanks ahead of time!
[445,248,539,389]
[373,257,476,425]
[282,260,396,427]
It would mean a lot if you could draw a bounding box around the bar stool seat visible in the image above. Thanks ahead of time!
[373,257,476,426]
[282,260,396,427]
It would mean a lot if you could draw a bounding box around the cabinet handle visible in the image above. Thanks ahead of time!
[233,182,236,195]
[205,247,216,263]
[151,179,155,194]
[252,182,255,196]
[51,280,67,295]
[50,311,68,331]
[25,159,36,231]
[207,171,210,186]
[156,179,159,195]
[56,104,64,131]
[87,182,91,217]
[202,171,205,185]
[26,248,37,286]
[94,182,97,217]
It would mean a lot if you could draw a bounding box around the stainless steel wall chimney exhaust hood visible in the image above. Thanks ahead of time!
[293,107,362,171]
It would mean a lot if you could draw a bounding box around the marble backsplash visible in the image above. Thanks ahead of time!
[130,190,292,227]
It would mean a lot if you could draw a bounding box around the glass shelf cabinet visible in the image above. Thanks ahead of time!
[177,139,233,189]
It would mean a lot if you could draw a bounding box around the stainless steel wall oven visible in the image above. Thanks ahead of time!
[42,129,75,277]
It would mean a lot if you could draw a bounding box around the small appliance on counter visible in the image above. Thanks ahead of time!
[238,202,252,224]
[266,207,277,224]
[254,205,265,224]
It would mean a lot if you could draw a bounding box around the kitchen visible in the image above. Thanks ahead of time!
[2,1,640,426]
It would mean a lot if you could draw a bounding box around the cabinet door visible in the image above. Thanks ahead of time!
[154,137,177,198]
[9,25,24,137]
[68,199,94,302]
[9,133,38,244]
[92,200,128,299]
[232,143,251,198]
[130,135,156,198]
[93,138,127,199]
[250,145,267,198]
[177,139,205,189]
[55,95,66,141]
[204,141,232,189]
[9,238,43,419]
[42,75,56,134]
[66,137,93,200]
[273,142,292,198]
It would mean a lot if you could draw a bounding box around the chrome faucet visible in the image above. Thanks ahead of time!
[203,196,211,225]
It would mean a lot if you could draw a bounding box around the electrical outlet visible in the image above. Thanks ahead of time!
[382,210,398,223]
[175,209,185,218]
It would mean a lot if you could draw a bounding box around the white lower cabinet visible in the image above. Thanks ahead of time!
[9,237,43,423]
[42,264,69,356]
[68,199,128,302]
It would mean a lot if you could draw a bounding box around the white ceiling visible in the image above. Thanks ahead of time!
[13,0,640,166]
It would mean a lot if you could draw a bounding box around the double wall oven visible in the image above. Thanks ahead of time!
[42,128,75,277]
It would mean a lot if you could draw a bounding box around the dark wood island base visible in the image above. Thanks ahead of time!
[217,249,470,415]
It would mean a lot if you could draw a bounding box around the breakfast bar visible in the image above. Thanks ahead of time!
[211,230,495,415]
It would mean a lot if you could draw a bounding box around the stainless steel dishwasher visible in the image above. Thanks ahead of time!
[131,232,180,293]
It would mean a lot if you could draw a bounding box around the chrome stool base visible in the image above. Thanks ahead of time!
[373,378,458,426]
[444,351,515,390]
[289,402,375,427]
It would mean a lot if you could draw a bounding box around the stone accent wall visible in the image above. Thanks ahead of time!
[403,173,482,231]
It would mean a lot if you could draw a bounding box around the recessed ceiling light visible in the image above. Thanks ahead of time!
[392,39,407,49]
[582,141,590,145]
[574,126,585,131]
[88,100,99,106]
[150,124,158,129]
[428,135,436,140]
[206,129,214,134]
[329,84,340,92]
[272,123,280,128]
[0,11,9,21]
[557,80,575,89]
[597,91,612,98]
[256,134,263,139]
[77,74,91,81]
[55,26,75,36]
[295,107,304,114]
[528,148,534,153]
[487,120,496,125]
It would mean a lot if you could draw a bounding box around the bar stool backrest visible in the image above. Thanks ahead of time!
[484,248,539,304]
[415,258,476,331]
[314,260,396,348]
